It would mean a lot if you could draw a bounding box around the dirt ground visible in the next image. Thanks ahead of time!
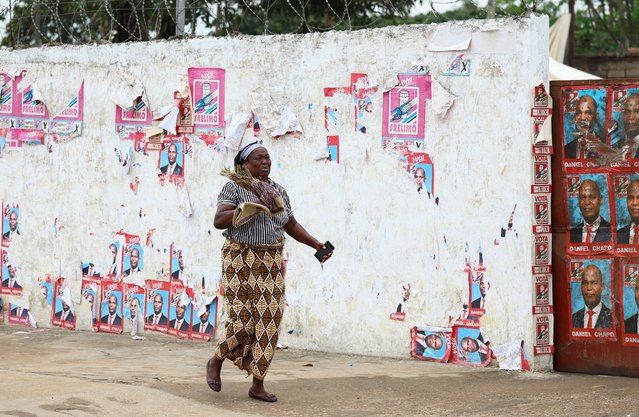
[1,327,638,417]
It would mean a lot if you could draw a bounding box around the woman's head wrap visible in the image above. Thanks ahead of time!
[234,141,266,168]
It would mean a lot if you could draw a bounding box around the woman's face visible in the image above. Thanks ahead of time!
[245,148,271,180]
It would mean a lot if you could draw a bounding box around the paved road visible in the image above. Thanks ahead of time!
[1,327,638,416]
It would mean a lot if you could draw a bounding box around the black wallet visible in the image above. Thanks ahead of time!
[314,241,335,262]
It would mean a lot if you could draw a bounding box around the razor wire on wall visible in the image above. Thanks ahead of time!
[0,0,550,48]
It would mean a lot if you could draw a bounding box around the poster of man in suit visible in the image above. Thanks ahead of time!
[568,258,616,341]
[566,174,614,252]
[620,260,639,346]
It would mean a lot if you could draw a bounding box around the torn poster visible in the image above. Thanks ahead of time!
[99,279,123,334]
[123,282,145,323]
[115,96,153,140]
[608,85,639,167]
[382,73,431,146]
[613,174,639,255]
[1,201,20,248]
[0,72,17,130]
[567,257,617,341]
[323,86,350,135]
[38,274,54,305]
[175,88,193,135]
[468,268,488,318]
[158,138,185,180]
[81,277,100,331]
[390,283,411,321]
[224,112,251,151]
[1,250,22,296]
[619,259,639,346]
[327,136,340,163]
[168,280,193,338]
[450,322,491,367]
[351,73,378,134]
[170,243,185,280]
[251,87,303,139]
[190,295,217,341]
[144,280,170,333]
[52,278,76,330]
[532,83,552,146]
[16,70,49,137]
[491,340,530,370]
[410,325,452,362]
[443,54,471,76]
[561,87,611,169]
[81,262,101,278]
[188,67,225,139]
[106,239,121,278]
[49,81,84,143]
[565,173,614,254]
[8,302,31,326]
[427,27,471,51]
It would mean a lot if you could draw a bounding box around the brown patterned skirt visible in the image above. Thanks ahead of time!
[214,238,285,380]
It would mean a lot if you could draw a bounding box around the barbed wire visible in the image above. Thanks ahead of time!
[0,0,530,48]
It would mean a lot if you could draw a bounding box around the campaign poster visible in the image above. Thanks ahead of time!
[49,81,84,142]
[443,54,471,77]
[402,151,434,196]
[0,72,17,131]
[105,239,122,278]
[609,85,639,167]
[327,136,339,163]
[99,279,123,334]
[449,322,491,367]
[81,277,100,331]
[52,278,76,330]
[389,283,411,321]
[410,325,452,363]
[1,251,22,296]
[188,67,225,138]
[2,202,20,247]
[144,280,170,333]
[613,174,639,255]
[468,267,488,318]
[533,154,552,190]
[190,296,217,341]
[122,234,143,278]
[323,86,349,135]
[168,280,193,338]
[619,259,639,346]
[532,274,554,315]
[38,274,54,306]
[567,257,616,341]
[561,87,610,169]
[123,282,145,322]
[534,314,554,355]
[381,73,431,146]
[81,262,101,278]
[533,193,551,234]
[16,72,49,139]
[565,173,614,254]
[170,243,185,280]
[351,73,378,134]
[115,96,153,140]
[532,234,552,271]
[174,90,193,135]
[8,303,30,326]
[158,139,184,180]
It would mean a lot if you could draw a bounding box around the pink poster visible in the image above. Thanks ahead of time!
[382,73,431,145]
[16,71,49,131]
[50,81,84,142]
[188,68,225,138]
[115,97,153,140]
[0,72,18,130]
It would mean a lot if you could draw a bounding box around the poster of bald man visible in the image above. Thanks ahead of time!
[612,174,639,255]
[567,257,616,341]
[449,322,492,367]
[99,279,123,334]
[566,174,614,253]
[158,140,184,179]
[52,277,76,330]
[1,202,20,248]
[562,87,609,168]
[410,325,452,363]
[122,234,143,279]
[144,280,170,333]
[168,280,193,339]
[609,86,639,165]
[619,260,639,346]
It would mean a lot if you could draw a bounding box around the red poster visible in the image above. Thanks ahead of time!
[190,296,217,341]
[52,277,76,330]
[8,303,30,326]
[449,321,491,367]
[81,277,100,332]
[99,279,124,334]
[168,280,193,339]
[410,325,452,363]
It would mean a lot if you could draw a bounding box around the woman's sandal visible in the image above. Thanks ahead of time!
[206,358,221,392]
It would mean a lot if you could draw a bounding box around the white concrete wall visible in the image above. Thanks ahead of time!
[0,16,550,368]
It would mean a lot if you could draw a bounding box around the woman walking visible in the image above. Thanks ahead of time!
[206,141,332,402]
